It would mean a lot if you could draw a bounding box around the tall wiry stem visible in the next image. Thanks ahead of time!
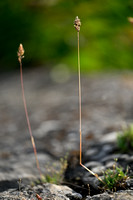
[18,44,42,177]
[77,31,82,165]
[74,17,104,183]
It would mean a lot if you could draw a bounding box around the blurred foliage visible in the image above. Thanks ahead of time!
[117,124,133,152]
[0,0,133,71]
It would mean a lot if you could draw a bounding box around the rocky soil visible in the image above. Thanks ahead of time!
[1,68,133,199]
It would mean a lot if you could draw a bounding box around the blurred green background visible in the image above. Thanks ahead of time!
[0,0,133,72]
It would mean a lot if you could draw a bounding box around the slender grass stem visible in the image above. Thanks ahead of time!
[18,44,42,177]
[77,31,82,165]
[74,17,104,184]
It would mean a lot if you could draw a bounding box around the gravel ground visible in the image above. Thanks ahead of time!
[1,68,133,199]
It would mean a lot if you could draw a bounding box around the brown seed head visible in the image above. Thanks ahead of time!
[74,16,81,32]
[17,43,24,62]
[128,17,133,24]
[36,194,42,200]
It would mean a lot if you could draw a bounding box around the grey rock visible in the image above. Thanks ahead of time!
[92,151,107,161]
[85,193,111,200]
[91,166,105,175]
[91,144,114,161]
[126,179,133,189]
[84,161,102,169]
[36,120,64,138]
[118,154,129,161]
[44,183,82,199]
[82,176,101,190]
[0,183,82,200]
[102,144,113,154]
[66,193,83,200]
[85,149,99,158]
[112,190,133,200]
[99,132,117,143]
[85,190,133,200]
[101,154,121,163]
[105,161,116,168]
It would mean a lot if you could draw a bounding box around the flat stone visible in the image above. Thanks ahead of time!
[101,154,121,163]
[36,120,64,138]
[84,161,102,169]
[82,176,101,190]
[91,166,105,175]
[85,149,99,158]
[111,190,133,200]
[0,183,82,200]
[105,161,116,168]
[99,132,117,143]
[85,193,111,200]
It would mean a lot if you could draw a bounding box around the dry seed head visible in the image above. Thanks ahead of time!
[74,16,81,32]
[17,43,24,62]
[128,17,133,24]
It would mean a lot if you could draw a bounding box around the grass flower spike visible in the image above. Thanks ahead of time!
[17,44,42,177]
[128,17,133,24]
[17,44,24,63]
[74,17,103,183]
[74,16,81,32]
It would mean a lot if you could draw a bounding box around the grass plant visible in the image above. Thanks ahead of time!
[74,17,130,191]
[18,44,68,185]
[42,156,68,185]
[101,160,129,191]
[31,156,68,186]
[74,16,104,183]
[17,44,42,177]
